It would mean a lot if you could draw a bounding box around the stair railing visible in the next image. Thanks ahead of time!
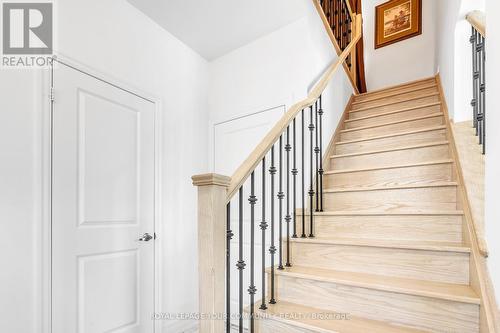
[467,10,486,154]
[317,0,359,92]
[192,10,362,333]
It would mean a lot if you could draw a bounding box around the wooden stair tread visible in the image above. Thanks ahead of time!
[351,83,438,106]
[323,181,458,193]
[324,159,454,174]
[297,209,464,216]
[256,301,426,333]
[350,92,440,113]
[335,125,447,145]
[345,102,441,123]
[354,77,436,99]
[289,237,470,253]
[274,266,479,304]
[340,113,443,133]
[330,141,449,159]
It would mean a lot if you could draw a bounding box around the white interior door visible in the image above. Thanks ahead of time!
[52,63,156,333]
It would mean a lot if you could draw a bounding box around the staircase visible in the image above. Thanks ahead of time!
[255,77,481,332]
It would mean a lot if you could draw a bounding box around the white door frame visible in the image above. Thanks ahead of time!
[37,54,163,333]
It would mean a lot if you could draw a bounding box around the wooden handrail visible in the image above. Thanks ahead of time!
[466,10,485,37]
[226,14,362,201]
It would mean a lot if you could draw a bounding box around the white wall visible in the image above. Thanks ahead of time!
[361,0,437,91]
[434,0,461,119]
[434,0,485,121]
[485,0,500,306]
[0,0,209,332]
[0,70,39,333]
[208,0,353,175]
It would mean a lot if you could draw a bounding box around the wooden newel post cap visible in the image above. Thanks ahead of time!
[192,173,231,187]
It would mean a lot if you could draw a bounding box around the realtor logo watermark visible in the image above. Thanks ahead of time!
[2,1,53,67]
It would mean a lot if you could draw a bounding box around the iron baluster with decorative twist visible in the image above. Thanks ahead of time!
[248,172,257,332]
[470,25,486,154]
[224,96,328,332]
[259,158,268,310]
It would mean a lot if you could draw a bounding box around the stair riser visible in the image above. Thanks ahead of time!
[345,105,441,129]
[257,318,326,333]
[273,274,478,332]
[323,186,458,212]
[351,87,439,111]
[340,116,444,141]
[335,129,447,154]
[324,163,453,188]
[290,242,470,284]
[349,95,440,119]
[299,214,463,243]
[353,80,437,103]
[331,145,450,170]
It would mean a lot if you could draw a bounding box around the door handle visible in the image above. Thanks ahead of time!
[138,233,153,242]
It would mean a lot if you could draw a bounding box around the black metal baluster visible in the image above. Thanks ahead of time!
[292,119,298,238]
[325,0,330,30]
[481,35,486,154]
[226,203,233,333]
[236,187,245,333]
[315,101,320,212]
[471,27,478,134]
[269,147,277,304]
[285,127,292,267]
[343,0,349,49]
[278,136,284,270]
[260,158,268,310]
[345,1,348,50]
[301,110,306,238]
[331,0,336,34]
[248,173,257,332]
[477,36,484,146]
[337,0,342,45]
[318,95,324,212]
[347,4,352,67]
[332,0,335,30]
[341,0,345,47]
[348,4,352,43]
[309,106,315,238]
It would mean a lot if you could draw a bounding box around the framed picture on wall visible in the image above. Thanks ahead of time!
[375,0,422,49]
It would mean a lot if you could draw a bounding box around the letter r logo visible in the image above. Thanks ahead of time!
[2,2,53,55]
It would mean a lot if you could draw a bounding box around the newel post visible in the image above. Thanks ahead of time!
[192,173,231,333]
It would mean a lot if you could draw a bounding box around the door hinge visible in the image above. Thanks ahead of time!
[49,87,55,102]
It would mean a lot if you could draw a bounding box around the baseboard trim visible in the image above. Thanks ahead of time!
[162,319,198,333]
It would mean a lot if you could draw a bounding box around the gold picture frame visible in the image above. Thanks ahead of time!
[375,0,422,49]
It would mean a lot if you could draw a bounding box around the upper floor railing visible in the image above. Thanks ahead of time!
[316,0,358,92]
[192,3,362,333]
[467,10,486,154]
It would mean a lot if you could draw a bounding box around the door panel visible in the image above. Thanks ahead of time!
[78,90,140,226]
[52,63,155,333]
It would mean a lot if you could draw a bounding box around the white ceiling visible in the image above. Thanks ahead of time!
[127,0,309,60]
